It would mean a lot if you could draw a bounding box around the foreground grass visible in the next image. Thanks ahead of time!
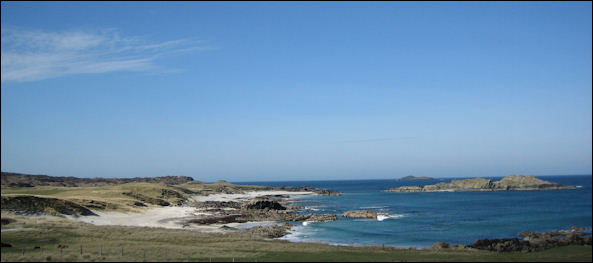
[1,214,591,262]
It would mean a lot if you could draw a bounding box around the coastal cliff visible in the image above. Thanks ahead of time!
[384,175,575,193]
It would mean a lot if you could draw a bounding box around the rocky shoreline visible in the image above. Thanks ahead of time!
[385,175,575,193]
[432,227,592,253]
[2,172,589,253]
[184,193,340,238]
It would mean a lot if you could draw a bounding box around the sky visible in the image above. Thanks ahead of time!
[1,2,592,182]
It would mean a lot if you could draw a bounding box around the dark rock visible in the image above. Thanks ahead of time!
[1,218,16,225]
[242,200,286,210]
[304,214,338,222]
[470,238,525,252]
[276,185,342,196]
[220,225,238,230]
[1,242,12,247]
[471,228,592,252]
[186,214,245,224]
[194,201,241,209]
[160,189,184,199]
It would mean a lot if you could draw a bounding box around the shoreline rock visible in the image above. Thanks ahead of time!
[276,185,342,196]
[469,228,592,252]
[341,210,378,220]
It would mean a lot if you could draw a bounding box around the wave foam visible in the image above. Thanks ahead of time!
[377,213,404,221]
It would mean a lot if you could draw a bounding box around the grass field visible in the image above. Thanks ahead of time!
[1,213,591,262]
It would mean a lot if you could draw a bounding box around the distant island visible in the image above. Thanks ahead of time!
[398,176,434,181]
[385,175,576,192]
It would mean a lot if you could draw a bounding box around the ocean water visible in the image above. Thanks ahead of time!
[235,175,592,248]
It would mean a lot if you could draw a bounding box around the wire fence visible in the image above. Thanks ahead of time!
[0,244,259,262]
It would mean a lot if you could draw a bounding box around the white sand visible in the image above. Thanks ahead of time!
[74,190,315,232]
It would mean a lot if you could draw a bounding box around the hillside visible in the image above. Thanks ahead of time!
[1,172,196,187]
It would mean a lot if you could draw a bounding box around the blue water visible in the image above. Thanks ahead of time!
[235,175,592,248]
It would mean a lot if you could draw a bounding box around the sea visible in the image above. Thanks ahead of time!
[234,175,592,248]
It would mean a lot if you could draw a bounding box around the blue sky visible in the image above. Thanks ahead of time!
[1,2,591,181]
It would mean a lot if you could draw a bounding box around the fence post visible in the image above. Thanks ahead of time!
[121,247,124,257]
[22,248,24,256]
[80,245,83,255]
[143,249,146,262]
[99,245,102,256]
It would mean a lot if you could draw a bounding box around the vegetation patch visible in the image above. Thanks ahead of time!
[0,196,97,217]
[121,192,170,206]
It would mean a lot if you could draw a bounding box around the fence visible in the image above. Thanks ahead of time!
[0,245,255,262]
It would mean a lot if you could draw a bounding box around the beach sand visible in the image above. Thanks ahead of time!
[74,190,316,232]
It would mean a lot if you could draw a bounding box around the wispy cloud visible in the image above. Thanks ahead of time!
[333,137,418,144]
[1,27,211,82]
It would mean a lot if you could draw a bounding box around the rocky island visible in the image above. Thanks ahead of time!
[384,175,576,192]
[398,176,435,181]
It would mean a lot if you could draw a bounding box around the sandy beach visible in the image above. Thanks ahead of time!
[74,190,316,232]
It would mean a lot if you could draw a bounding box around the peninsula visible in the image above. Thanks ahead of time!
[384,175,576,193]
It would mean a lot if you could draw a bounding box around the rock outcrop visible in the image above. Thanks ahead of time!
[242,199,287,210]
[302,214,339,222]
[469,228,592,252]
[276,185,342,196]
[241,222,294,238]
[384,175,575,193]
[341,210,378,220]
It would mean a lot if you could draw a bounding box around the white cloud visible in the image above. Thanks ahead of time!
[1,27,210,82]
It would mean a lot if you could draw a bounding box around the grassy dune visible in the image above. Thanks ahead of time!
[1,213,591,262]
[0,181,268,214]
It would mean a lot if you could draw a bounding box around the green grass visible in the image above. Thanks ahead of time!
[1,214,591,262]
[0,187,69,196]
